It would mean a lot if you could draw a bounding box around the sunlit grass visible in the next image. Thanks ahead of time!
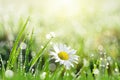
[0,0,120,80]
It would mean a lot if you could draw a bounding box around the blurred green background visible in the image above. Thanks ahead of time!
[0,0,120,61]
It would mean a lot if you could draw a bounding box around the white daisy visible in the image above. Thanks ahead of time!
[46,32,56,39]
[50,43,79,69]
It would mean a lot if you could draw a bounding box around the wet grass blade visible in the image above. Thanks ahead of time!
[0,55,5,80]
[24,29,34,72]
[7,17,30,69]
[29,39,52,71]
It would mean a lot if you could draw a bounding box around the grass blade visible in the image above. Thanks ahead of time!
[29,38,52,71]
[0,55,5,80]
[7,17,30,69]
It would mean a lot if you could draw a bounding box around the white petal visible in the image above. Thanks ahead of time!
[59,60,64,64]
[50,52,56,56]
[53,44,59,53]
[66,66,70,70]
[68,49,77,54]
[64,62,71,69]
[55,59,60,62]
[59,43,64,51]
[70,55,79,59]
[69,56,79,64]
[64,47,69,52]
[68,61,74,67]
[72,59,78,64]
[72,55,79,60]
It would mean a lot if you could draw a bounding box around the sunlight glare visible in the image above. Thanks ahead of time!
[45,0,80,17]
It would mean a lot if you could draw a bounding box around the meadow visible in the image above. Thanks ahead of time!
[0,0,120,80]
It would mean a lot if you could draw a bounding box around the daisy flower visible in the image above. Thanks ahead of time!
[46,32,56,39]
[50,43,79,69]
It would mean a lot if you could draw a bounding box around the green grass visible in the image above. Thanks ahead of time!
[0,0,120,79]
[0,18,120,80]
[7,17,30,70]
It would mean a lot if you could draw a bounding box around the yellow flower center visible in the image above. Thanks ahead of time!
[58,51,69,60]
